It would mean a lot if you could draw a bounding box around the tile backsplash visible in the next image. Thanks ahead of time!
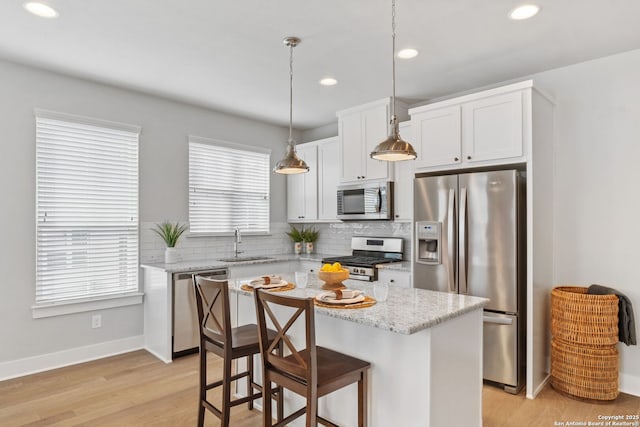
[141,221,412,264]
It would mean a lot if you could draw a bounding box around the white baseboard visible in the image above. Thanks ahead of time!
[0,335,144,381]
[620,373,640,397]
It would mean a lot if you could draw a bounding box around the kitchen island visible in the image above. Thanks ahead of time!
[230,274,488,427]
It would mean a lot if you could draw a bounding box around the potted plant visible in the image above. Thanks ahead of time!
[302,226,319,254]
[153,221,188,263]
[286,225,304,255]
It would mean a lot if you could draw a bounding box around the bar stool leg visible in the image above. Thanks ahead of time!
[276,342,284,422]
[263,372,273,427]
[247,354,254,410]
[197,349,206,427]
[221,355,232,427]
[358,371,368,427]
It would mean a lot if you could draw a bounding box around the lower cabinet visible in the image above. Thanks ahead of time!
[377,268,411,288]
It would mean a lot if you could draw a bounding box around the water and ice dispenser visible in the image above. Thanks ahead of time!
[416,221,442,265]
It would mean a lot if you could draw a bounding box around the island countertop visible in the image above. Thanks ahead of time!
[229,274,488,335]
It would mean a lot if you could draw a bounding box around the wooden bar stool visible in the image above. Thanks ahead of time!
[193,276,283,427]
[253,290,371,427]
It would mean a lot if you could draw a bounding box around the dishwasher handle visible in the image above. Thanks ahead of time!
[175,269,228,281]
[483,315,514,325]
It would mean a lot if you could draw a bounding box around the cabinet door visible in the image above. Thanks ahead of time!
[377,269,412,288]
[412,105,461,170]
[287,144,317,222]
[317,137,340,221]
[393,121,414,221]
[363,103,391,181]
[339,111,364,182]
[462,91,523,163]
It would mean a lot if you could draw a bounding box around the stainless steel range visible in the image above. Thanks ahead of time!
[322,237,403,281]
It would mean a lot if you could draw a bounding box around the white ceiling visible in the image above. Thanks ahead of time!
[1,0,640,130]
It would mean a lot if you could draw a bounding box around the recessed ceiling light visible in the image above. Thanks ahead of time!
[509,4,540,20]
[23,2,59,18]
[319,77,338,86]
[397,48,419,59]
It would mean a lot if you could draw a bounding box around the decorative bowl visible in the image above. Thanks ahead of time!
[318,269,349,290]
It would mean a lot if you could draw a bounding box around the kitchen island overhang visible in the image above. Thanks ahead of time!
[231,277,488,427]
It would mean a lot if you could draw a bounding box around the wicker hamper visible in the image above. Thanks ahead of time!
[550,286,620,401]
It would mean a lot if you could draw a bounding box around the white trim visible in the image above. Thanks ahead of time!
[409,80,534,114]
[620,372,640,397]
[143,346,173,364]
[527,373,550,399]
[0,335,144,381]
[34,108,141,134]
[188,134,271,154]
[32,292,144,318]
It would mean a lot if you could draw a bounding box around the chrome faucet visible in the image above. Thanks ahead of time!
[233,227,243,257]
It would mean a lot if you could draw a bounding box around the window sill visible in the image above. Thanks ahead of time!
[32,292,144,319]
[186,231,272,238]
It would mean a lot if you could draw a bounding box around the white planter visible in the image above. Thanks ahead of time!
[305,242,314,254]
[165,247,178,264]
[294,242,302,255]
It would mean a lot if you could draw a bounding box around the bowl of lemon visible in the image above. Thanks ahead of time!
[318,262,349,290]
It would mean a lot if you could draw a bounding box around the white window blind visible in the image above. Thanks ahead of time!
[189,137,270,234]
[35,110,140,305]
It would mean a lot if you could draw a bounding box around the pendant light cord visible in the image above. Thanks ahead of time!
[288,42,294,144]
[391,0,397,122]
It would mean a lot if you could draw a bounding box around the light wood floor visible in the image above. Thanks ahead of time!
[1,350,639,426]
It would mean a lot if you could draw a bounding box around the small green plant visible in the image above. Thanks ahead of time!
[302,226,319,243]
[286,225,304,242]
[152,221,188,247]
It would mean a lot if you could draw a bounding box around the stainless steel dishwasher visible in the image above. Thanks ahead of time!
[172,268,228,358]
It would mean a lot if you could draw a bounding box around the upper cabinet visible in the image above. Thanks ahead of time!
[337,98,408,183]
[410,82,530,173]
[287,137,340,223]
[287,143,317,222]
[393,121,414,222]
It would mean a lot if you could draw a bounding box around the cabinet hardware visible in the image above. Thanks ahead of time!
[454,157,459,161]
[467,155,472,160]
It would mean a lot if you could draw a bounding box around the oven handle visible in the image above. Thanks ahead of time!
[348,273,373,281]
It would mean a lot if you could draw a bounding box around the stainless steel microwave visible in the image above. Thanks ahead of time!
[337,181,394,220]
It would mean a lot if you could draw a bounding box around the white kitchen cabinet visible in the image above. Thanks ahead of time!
[377,268,411,288]
[462,91,523,163]
[317,137,340,221]
[337,98,408,183]
[287,143,317,222]
[287,137,340,223]
[393,121,415,221]
[410,83,527,173]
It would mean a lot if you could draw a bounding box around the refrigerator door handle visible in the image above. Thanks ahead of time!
[459,187,468,294]
[447,188,456,293]
[483,315,514,325]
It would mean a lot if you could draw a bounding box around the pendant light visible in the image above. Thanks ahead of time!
[274,37,310,174]
[370,0,417,162]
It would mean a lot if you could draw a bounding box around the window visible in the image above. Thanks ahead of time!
[189,136,270,234]
[35,110,140,312]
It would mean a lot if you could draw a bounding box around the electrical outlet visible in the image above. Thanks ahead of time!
[91,314,102,329]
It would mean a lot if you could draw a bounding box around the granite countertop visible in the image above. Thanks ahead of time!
[230,275,487,335]
[140,253,333,273]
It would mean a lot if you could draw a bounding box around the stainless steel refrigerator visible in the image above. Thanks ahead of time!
[413,169,526,393]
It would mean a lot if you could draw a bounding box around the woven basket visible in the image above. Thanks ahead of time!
[551,338,619,401]
[551,286,619,346]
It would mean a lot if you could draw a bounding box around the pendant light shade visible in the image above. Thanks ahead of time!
[274,37,309,175]
[370,0,417,162]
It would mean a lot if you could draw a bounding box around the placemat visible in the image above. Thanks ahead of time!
[314,295,377,309]
[240,282,296,293]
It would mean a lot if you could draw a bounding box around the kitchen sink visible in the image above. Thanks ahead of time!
[218,256,275,263]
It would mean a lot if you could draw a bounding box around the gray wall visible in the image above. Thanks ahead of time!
[532,49,640,389]
[0,58,293,364]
